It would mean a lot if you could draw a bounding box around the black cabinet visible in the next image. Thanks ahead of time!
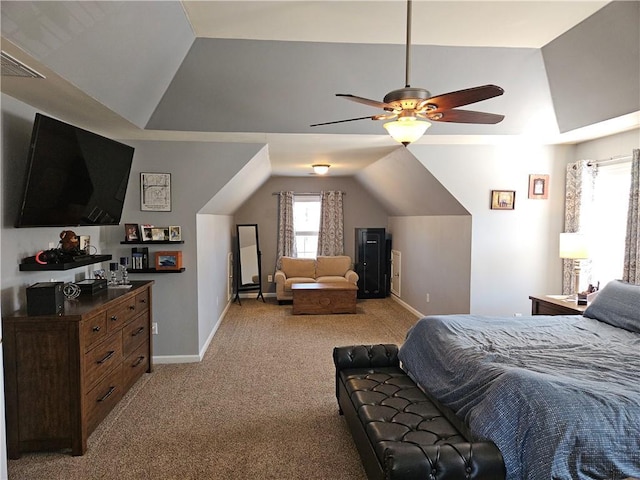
[354,228,390,299]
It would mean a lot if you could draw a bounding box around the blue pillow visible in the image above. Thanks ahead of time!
[583,280,640,333]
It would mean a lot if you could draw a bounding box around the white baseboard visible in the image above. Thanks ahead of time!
[391,293,424,319]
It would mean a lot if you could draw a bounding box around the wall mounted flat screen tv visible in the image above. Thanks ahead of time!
[16,113,134,227]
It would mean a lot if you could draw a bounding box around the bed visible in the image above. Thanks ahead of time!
[398,280,640,480]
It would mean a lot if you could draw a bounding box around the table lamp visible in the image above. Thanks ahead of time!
[559,232,590,299]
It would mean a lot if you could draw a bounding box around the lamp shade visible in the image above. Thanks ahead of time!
[383,118,430,146]
[559,232,589,259]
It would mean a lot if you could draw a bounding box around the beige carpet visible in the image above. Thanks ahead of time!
[7,297,419,480]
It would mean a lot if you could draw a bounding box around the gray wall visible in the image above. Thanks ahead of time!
[233,176,390,294]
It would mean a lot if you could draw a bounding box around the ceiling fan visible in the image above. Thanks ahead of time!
[310,0,505,146]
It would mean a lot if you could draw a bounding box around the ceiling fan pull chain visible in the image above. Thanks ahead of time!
[405,0,412,88]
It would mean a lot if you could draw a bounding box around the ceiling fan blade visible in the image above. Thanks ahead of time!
[428,109,505,124]
[310,115,382,127]
[336,94,397,112]
[419,85,504,112]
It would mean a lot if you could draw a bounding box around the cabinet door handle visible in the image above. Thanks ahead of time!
[97,386,116,403]
[131,327,144,337]
[92,326,101,332]
[97,350,115,364]
[132,355,145,367]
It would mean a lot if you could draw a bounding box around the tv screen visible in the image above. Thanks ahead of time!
[16,113,134,228]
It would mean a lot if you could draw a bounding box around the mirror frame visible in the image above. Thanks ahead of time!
[234,224,265,304]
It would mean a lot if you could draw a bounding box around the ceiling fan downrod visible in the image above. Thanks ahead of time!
[405,0,412,88]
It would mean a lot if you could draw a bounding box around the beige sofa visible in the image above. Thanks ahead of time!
[274,255,359,303]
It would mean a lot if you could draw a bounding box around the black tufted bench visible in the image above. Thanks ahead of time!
[333,344,505,480]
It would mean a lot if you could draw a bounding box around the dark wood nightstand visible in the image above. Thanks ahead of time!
[529,295,588,315]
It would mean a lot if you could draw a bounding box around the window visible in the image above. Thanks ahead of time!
[293,194,321,258]
[585,161,631,288]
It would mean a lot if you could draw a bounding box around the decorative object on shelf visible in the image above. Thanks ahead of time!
[559,232,590,299]
[140,172,171,212]
[140,224,154,241]
[151,227,169,241]
[124,223,140,241]
[490,190,516,210]
[93,269,106,280]
[62,282,81,300]
[120,257,130,285]
[169,225,182,241]
[528,174,549,199]
[155,251,182,271]
[60,230,80,253]
[109,262,119,286]
[78,235,91,252]
[131,247,149,269]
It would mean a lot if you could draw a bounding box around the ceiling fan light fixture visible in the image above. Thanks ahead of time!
[312,164,330,175]
[383,117,431,146]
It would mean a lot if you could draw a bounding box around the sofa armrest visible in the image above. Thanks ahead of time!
[345,269,359,284]
[274,270,287,283]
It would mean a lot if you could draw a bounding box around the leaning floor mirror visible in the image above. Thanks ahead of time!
[234,223,265,304]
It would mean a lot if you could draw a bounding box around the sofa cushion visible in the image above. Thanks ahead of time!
[284,277,316,290]
[316,255,351,277]
[281,257,316,278]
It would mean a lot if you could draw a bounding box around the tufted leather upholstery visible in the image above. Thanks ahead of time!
[333,345,505,480]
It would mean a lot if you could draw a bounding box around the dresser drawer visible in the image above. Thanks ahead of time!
[84,331,122,392]
[135,289,150,313]
[85,364,123,435]
[82,311,107,352]
[122,313,148,358]
[122,341,149,392]
[106,298,137,332]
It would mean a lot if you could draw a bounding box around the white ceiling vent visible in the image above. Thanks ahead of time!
[1,51,45,79]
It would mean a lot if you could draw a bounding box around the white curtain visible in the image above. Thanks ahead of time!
[563,160,596,294]
[317,191,344,256]
[276,191,296,269]
[623,149,640,284]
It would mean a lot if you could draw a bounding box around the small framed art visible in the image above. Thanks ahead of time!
[151,227,169,241]
[528,174,549,199]
[155,251,183,270]
[491,190,516,210]
[141,224,154,242]
[169,226,182,241]
[124,223,140,241]
[140,172,171,212]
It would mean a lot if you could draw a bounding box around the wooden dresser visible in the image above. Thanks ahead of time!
[2,280,154,458]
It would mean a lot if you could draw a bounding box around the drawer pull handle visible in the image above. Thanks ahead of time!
[128,305,135,310]
[132,355,145,367]
[97,350,115,364]
[110,315,118,322]
[97,386,116,403]
[92,326,101,332]
[139,299,147,303]
[132,327,145,337]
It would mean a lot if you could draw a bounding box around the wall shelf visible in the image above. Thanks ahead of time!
[128,268,185,274]
[120,241,184,245]
[19,254,113,272]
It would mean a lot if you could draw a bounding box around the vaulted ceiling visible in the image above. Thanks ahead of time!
[1,1,639,176]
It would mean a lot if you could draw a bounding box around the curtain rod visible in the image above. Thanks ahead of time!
[271,192,345,196]
[587,154,633,166]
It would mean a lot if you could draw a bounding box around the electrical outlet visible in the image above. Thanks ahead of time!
[426,293,430,303]
[514,313,523,317]
[267,274,273,283]
[152,322,158,335]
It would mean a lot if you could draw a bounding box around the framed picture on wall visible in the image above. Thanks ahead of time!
[140,172,171,211]
[490,190,516,210]
[528,174,549,199]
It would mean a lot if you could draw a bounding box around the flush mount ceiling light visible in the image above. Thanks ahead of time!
[312,164,330,175]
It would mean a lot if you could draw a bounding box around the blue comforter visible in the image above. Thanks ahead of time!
[398,314,640,480]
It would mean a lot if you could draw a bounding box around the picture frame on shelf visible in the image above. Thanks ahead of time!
[491,190,516,210]
[141,224,154,242]
[124,223,140,241]
[155,251,182,270]
[151,227,169,241]
[140,172,171,212]
[169,226,182,242]
[528,174,549,199]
